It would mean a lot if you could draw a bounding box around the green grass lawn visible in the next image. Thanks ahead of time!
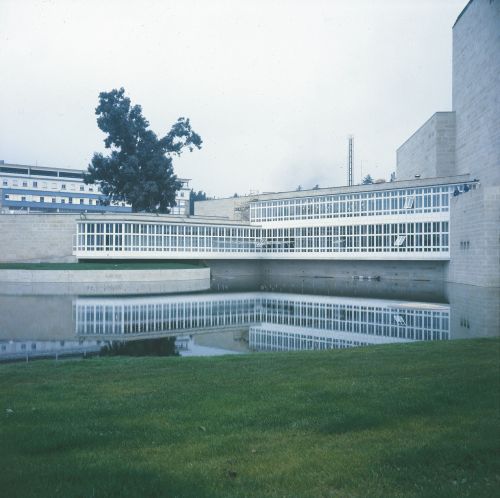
[0,261,206,270]
[1,339,499,498]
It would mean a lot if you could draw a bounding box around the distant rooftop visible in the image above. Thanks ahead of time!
[0,161,190,182]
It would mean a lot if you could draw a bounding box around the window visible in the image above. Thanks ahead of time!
[89,187,94,192]
[40,196,45,203]
[21,196,26,202]
[32,181,38,187]
[404,195,415,209]
[61,199,65,204]
[2,180,7,186]
[69,198,73,204]
[394,235,406,247]
[61,184,66,190]
[52,197,56,203]
[79,199,84,204]
[22,181,28,187]
[80,186,84,191]
[4,194,9,200]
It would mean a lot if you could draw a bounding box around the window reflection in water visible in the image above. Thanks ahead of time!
[74,293,450,354]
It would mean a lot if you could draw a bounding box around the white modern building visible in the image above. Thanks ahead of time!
[0,0,498,288]
[0,161,191,215]
[72,176,475,261]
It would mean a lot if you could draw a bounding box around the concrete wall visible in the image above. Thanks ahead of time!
[194,196,249,221]
[396,112,456,181]
[208,259,447,286]
[261,259,446,283]
[0,213,77,263]
[446,185,500,287]
[453,0,500,186]
[0,267,210,295]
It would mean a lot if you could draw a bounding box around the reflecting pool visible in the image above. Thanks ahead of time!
[1,277,498,361]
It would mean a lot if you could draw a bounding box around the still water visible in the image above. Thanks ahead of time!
[1,277,498,361]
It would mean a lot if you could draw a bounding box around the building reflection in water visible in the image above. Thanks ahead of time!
[1,282,497,360]
[74,292,450,355]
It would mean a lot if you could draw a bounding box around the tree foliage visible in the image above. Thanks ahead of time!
[85,88,202,213]
[189,190,208,215]
[362,174,374,185]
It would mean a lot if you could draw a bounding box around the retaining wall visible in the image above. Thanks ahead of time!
[0,267,210,295]
[260,259,446,282]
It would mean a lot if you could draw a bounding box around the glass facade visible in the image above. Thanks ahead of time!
[75,220,449,257]
[250,183,473,223]
[73,182,477,259]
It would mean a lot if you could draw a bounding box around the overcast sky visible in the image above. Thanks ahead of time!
[0,0,466,197]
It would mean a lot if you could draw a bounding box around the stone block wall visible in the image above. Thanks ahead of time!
[396,112,456,181]
[195,197,250,221]
[0,214,78,263]
[453,0,500,185]
[446,185,500,287]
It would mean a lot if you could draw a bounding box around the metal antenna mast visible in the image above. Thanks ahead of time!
[347,135,354,186]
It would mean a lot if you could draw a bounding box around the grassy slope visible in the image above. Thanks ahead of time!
[0,261,206,270]
[0,339,499,498]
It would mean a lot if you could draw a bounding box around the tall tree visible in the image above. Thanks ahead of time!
[85,88,202,213]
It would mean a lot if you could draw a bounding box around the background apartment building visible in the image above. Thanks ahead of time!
[0,161,191,215]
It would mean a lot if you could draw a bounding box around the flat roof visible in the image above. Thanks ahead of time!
[81,212,252,226]
[0,162,83,174]
[197,174,473,205]
[0,162,190,181]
